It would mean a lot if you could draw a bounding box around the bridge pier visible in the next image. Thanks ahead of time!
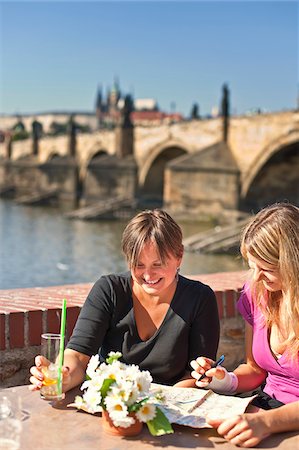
[0,156,80,205]
[81,154,138,206]
[39,156,80,203]
[164,141,241,221]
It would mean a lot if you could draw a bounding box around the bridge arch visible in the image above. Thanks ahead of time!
[78,147,108,180]
[48,152,61,161]
[86,149,108,167]
[242,130,299,209]
[139,141,188,203]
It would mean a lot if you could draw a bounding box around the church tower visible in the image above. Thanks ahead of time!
[109,77,121,125]
[95,85,104,127]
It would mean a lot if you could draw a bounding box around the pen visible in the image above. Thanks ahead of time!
[198,354,225,381]
[187,389,213,413]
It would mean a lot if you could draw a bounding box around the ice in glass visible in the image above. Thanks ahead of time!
[40,333,64,401]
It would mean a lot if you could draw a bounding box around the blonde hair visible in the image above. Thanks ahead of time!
[121,209,183,268]
[240,202,299,361]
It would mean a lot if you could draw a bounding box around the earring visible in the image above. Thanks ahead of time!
[176,267,180,281]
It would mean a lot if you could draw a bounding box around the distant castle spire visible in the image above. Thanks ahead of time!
[95,84,102,109]
[221,83,230,142]
[109,76,121,107]
[95,84,104,126]
[95,77,123,128]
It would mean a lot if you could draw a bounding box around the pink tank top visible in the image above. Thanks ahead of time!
[237,285,299,404]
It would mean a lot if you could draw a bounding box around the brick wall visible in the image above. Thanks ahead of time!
[0,284,91,351]
[0,271,248,387]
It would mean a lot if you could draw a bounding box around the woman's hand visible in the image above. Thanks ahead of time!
[190,356,226,387]
[29,355,70,392]
[190,356,238,394]
[207,412,270,448]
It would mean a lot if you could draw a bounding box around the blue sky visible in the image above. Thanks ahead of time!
[0,1,298,117]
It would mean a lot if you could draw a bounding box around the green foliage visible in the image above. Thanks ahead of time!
[100,378,116,407]
[147,407,174,436]
[12,121,25,132]
[128,397,149,413]
[76,351,174,436]
[76,124,91,133]
[11,130,30,141]
[48,121,68,136]
[105,351,122,364]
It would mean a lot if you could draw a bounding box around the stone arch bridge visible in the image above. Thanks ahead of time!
[0,110,298,219]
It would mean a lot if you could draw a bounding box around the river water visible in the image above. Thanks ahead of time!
[0,199,245,289]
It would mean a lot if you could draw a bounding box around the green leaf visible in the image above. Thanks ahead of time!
[106,352,122,364]
[100,378,115,401]
[128,397,149,413]
[146,407,174,436]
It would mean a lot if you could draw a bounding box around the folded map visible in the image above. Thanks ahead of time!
[150,383,256,428]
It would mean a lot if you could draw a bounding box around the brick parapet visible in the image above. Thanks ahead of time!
[0,271,248,387]
[0,271,248,352]
[0,284,92,351]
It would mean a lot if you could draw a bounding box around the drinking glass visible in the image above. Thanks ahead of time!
[0,390,22,450]
[40,333,64,401]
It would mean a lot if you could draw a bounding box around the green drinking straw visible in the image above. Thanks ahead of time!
[57,298,67,397]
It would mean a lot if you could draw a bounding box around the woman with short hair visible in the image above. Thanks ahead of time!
[30,209,220,391]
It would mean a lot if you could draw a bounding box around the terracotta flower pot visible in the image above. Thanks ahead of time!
[102,410,143,437]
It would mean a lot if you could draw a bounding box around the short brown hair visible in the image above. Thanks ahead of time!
[121,209,184,268]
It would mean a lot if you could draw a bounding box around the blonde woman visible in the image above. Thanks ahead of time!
[191,203,299,447]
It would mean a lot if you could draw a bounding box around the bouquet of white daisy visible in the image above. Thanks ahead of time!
[74,351,173,436]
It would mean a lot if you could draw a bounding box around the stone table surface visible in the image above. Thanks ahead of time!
[5,385,299,450]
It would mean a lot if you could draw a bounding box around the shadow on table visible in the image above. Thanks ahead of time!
[49,387,298,449]
[50,386,80,411]
[141,425,218,448]
[260,430,299,448]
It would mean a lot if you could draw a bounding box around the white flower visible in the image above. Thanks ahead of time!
[81,372,105,392]
[136,403,157,423]
[135,371,152,394]
[74,351,172,434]
[104,396,135,427]
[126,385,139,406]
[112,415,136,428]
[80,379,91,391]
[107,351,122,360]
[99,360,124,382]
[104,396,128,419]
[74,395,84,409]
[86,354,100,379]
[125,364,141,381]
[83,387,102,413]
[109,380,132,403]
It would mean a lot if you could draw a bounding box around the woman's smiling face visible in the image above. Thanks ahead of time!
[130,240,182,296]
[247,252,282,292]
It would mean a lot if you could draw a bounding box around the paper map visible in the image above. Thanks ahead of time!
[151,383,256,428]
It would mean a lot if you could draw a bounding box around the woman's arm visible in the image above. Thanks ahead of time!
[173,372,197,388]
[182,285,219,389]
[263,402,299,433]
[62,349,91,392]
[208,401,299,448]
[234,322,267,393]
[201,323,298,447]
[29,349,90,393]
[189,285,220,361]
[191,323,267,393]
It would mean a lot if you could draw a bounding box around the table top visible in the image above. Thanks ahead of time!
[6,385,299,450]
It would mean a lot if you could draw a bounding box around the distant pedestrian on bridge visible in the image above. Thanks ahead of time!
[191,202,299,447]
